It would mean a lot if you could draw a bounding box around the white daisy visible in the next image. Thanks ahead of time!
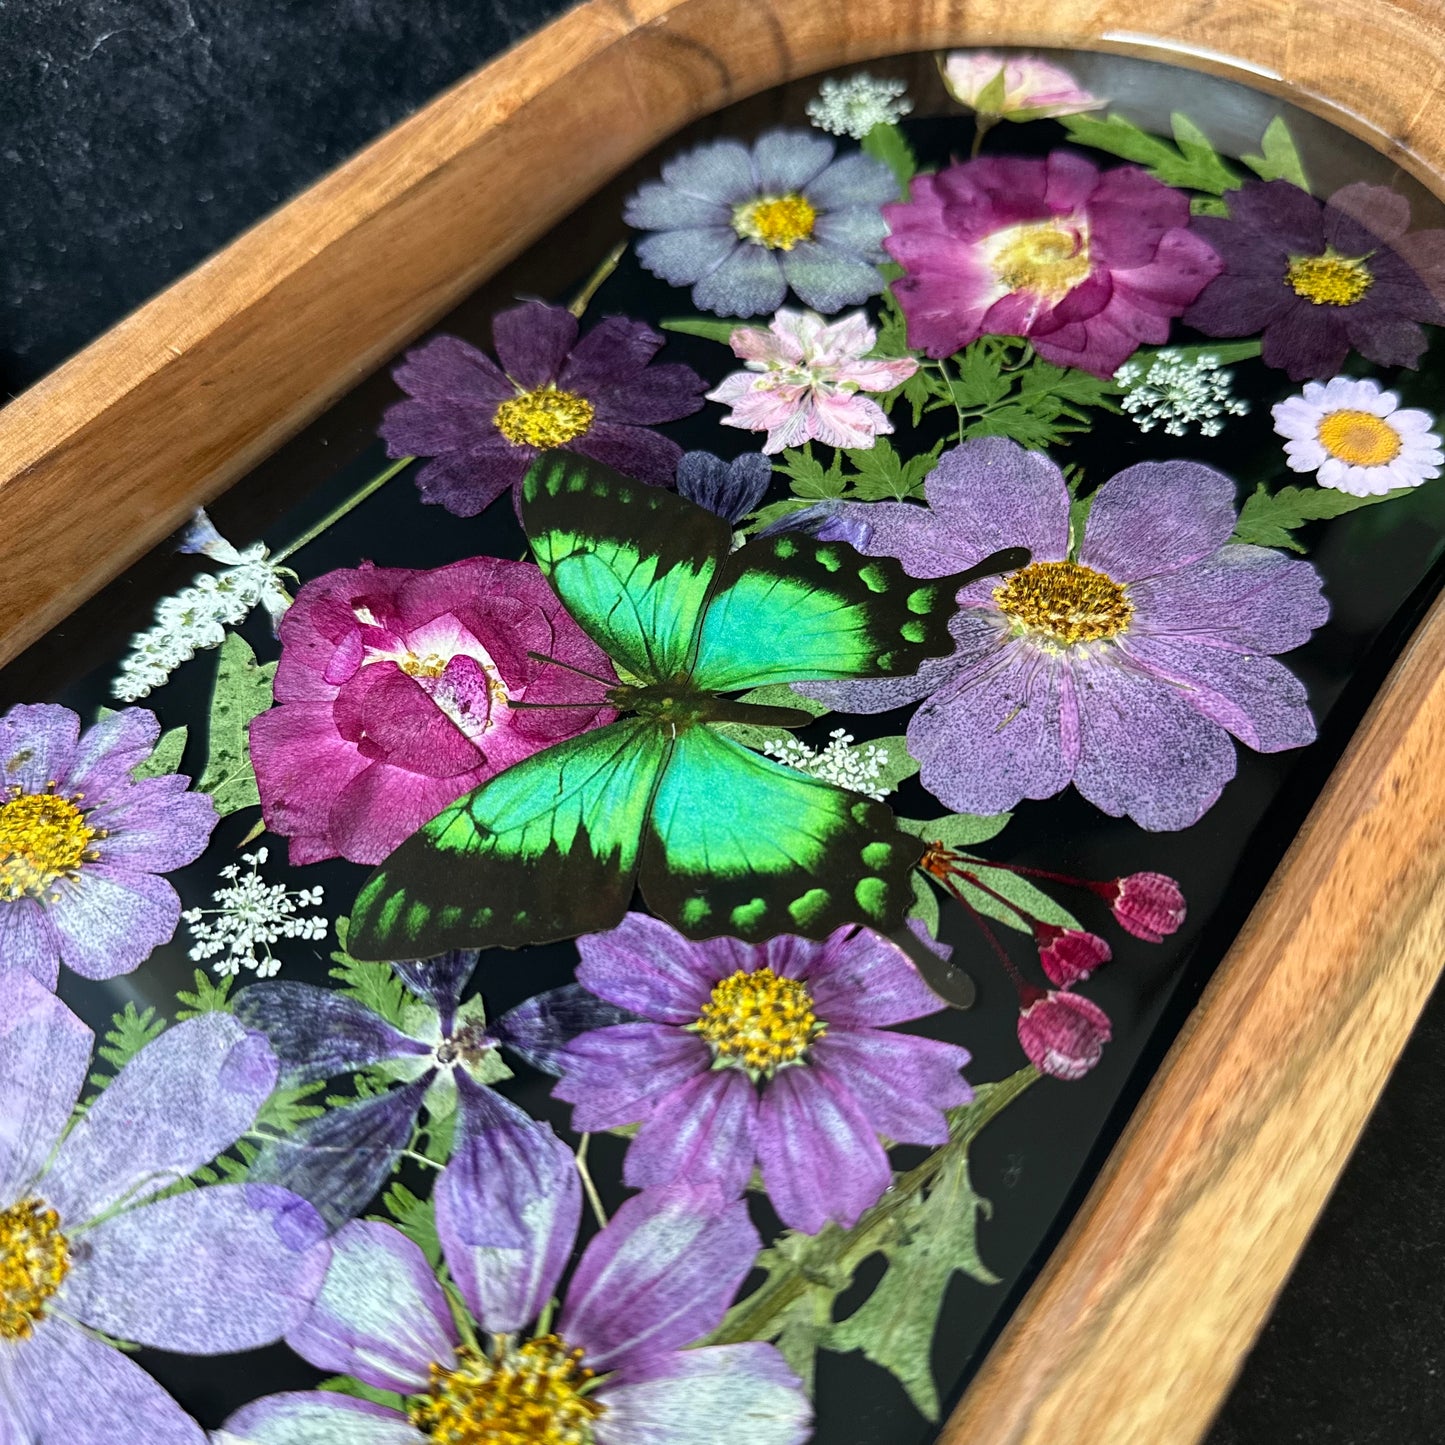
[1272,376,1443,497]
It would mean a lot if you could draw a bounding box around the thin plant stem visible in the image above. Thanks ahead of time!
[575,1133,609,1230]
[945,863,1040,936]
[569,241,628,318]
[970,114,996,158]
[926,866,1031,995]
[270,455,415,565]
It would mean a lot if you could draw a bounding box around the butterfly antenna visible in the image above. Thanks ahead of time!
[525,651,616,687]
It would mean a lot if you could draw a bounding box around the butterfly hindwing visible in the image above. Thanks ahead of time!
[522,455,732,682]
[348,719,673,959]
[638,725,923,942]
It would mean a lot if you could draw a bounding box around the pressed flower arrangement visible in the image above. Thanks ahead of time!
[4,44,1445,1445]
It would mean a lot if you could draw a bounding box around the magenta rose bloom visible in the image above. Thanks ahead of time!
[883,151,1222,376]
[250,556,617,866]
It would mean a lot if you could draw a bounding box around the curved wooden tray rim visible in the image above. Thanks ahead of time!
[3,4,1444,1442]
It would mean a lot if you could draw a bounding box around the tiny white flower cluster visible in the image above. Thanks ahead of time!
[806,73,912,140]
[1114,350,1250,438]
[112,513,292,702]
[182,848,327,979]
[763,728,893,800]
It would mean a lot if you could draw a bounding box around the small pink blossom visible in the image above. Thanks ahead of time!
[1101,872,1188,943]
[1017,989,1113,1080]
[1035,925,1111,987]
[940,52,1104,121]
[707,308,918,454]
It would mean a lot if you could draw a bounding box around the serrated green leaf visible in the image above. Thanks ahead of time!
[256,1079,328,1134]
[92,1003,167,1077]
[1069,490,1096,555]
[840,437,941,502]
[741,498,816,534]
[659,316,751,343]
[133,725,188,780]
[861,121,917,199]
[174,968,235,1020]
[1060,110,1240,194]
[1242,115,1310,190]
[320,1376,406,1410]
[1170,112,1243,193]
[776,447,848,500]
[1232,481,1412,552]
[948,345,1013,410]
[329,921,419,1031]
[379,1182,443,1269]
[197,632,276,815]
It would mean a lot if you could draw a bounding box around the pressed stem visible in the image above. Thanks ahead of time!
[270,455,415,565]
[962,856,1110,897]
[568,241,628,318]
[927,866,1031,995]
[970,114,997,158]
[946,863,1041,936]
[575,1133,609,1230]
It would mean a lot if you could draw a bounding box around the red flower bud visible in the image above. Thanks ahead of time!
[1035,923,1111,986]
[1017,989,1112,1080]
[1103,871,1186,943]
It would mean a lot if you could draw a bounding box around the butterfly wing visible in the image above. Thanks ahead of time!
[347,718,672,959]
[639,724,922,942]
[690,533,1028,692]
[522,454,731,682]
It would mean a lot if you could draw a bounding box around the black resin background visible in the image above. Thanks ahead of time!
[3,8,1445,1441]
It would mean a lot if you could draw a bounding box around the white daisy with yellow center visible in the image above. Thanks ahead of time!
[1272,376,1443,498]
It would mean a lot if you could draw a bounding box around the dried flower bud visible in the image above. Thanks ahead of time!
[1103,872,1187,943]
[939,52,1104,121]
[1035,924,1111,987]
[1017,988,1112,1080]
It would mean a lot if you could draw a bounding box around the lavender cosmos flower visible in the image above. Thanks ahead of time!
[883,151,1221,376]
[675,448,773,525]
[235,950,631,1226]
[224,1104,812,1445]
[1185,180,1445,380]
[625,128,896,317]
[555,914,972,1235]
[250,557,616,866]
[0,975,326,1444]
[0,703,216,988]
[379,300,707,516]
[803,437,1329,831]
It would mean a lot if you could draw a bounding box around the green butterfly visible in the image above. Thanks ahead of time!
[347,455,1024,960]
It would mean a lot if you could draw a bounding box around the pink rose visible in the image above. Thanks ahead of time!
[940,52,1104,121]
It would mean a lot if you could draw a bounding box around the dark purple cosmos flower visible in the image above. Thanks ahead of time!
[675,448,773,525]
[379,300,707,516]
[224,1105,812,1445]
[1017,987,1112,1080]
[234,950,631,1227]
[555,914,973,1235]
[0,704,216,988]
[0,975,326,1444]
[625,129,896,316]
[883,151,1222,376]
[1185,179,1445,380]
[804,437,1329,832]
[250,556,616,867]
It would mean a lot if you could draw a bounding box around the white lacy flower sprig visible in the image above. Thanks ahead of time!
[806,73,912,140]
[112,511,294,702]
[182,847,327,979]
[1114,349,1250,438]
[763,728,894,801]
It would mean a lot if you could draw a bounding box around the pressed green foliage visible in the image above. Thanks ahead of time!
[320,1377,406,1411]
[89,1003,167,1086]
[860,121,917,198]
[1059,110,1242,194]
[134,725,189,779]
[173,968,236,1019]
[659,316,750,344]
[330,915,419,1030]
[1242,115,1310,190]
[1232,482,1412,552]
[379,1181,444,1269]
[198,632,276,815]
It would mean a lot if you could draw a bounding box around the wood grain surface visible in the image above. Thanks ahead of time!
[4,2,1445,1442]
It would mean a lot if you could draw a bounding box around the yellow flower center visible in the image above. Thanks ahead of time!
[0,788,97,903]
[407,1337,603,1445]
[1317,408,1401,466]
[1286,250,1373,307]
[693,967,823,1074]
[493,387,596,449]
[994,560,1133,645]
[400,651,450,680]
[732,194,817,251]
[0,1198,71,1341]
[987,220,1091,302]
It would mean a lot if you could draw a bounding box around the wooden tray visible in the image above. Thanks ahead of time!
[4,4,1445,1441]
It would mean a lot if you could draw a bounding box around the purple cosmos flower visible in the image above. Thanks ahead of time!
[379,300,707,516]
[802,437,1329,832]
[883,151,1222,376]
[1184,180,1445,380]
[234,950,631,1227]
[223,1102,812,1445]
[675,449,773,524]
[0,703,216,988]
[625,128,896,317]
[250,556,616,867]
[554,914,973,1235]
[0,975,327,1444]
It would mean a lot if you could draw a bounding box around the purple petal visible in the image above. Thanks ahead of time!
[90,773,217,873]
[10,1319,206,1444]
[561,1187,760,1372]
[802,925,951,1027]
[284,1218,455,1393]
[391,950,478,1035]
[805,149,898,209]
[676,450,772,525]
[490,983,638,1075]
[656,138,758,205]
[65,707,160,800]
[755,1066,890,1234]
[810,1031,970,1146]
[0,972,91,1199]
[234,981,430,1084]
[554,1024,711,1131]
[752,129,835,193]
[623,1068,759,1197]
[49,866,181,980]
[67,1184,327,1353]
[625,182,732,230]
[0,897,60,989]
[0,702,80,795]
[557,314,665,393]
[224,1392,421,1444]
[491,300,578,388]
[595,1343,812,1445]
[570,422,683,486]
[779,242,887,312]
[46,1014,278,1224]
[575,912,719,1021]
[635,227,740,287]
[694,243,788,317]
[1079,460,1239,581]
[391,333,513,407]
[413,448,530,518]
[436,1082,581,1334]
[922,437,1072,565]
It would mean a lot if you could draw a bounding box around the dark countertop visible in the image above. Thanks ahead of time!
[2,4,1441,1439]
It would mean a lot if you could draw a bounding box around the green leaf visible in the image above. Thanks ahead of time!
[659,316,751,344]
[197,632,276,816]
[91,1003,167,1079]
[1069,490,1096,555]
[775,447,847,500]
[740,498,816,534]
[841,437,942,502]
[1132,339,1262,369]
[1170,113,1243,194]
[896,812,1011,849]
[735,683,830,718]
[1242,115,1310,190]
[1060,110,1241,194]
[1232,482,1412,552]
[330,916,419,1030]
[867,734,920,791]
[173,968,235,1020]
[379,1182,443,1269]
[861,122,917,198]
[320,1376,406,1411]
[1190,194,1231,217]
[256,1079,328,1135]
[973,66,1009,116]
[908,868,941,941]
[948,343,1013,410]
[133,725,189,780]
[942,858,1081,936]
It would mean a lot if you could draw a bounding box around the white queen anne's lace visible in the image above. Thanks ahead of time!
[182,848,327,979]
[806,73,912,140]
[1114,349,1250,438]
[763,728,894,801]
